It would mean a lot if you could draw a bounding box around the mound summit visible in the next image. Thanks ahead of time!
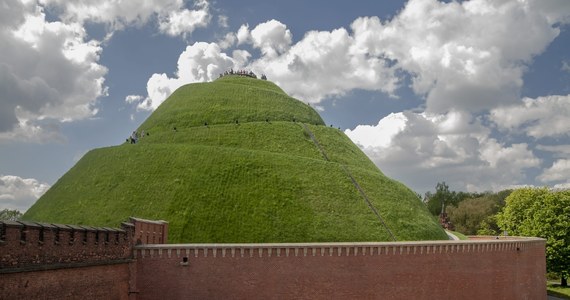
[24,75,447,243]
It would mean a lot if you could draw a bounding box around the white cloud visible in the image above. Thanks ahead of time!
[250,19,292,57]
[351,0,565,113]
[0,175,50,212]
[236,24,250,45]
[0,115,66,144]
[538,159,570,183]
[139,17,401,106]
[158,1,210,37]
[1,0,214,142]
[346,110,540,192]
[338,0,568,192]
[218,15,229,28]
[141,0,566,107]
[536,144,570,157]
[218,32,236,49]
[553,182,570,190]
[0,2,107,141]
[250,25,399,103]
[125,95,143,104]
[40,0,211,36]
[491,95,570,138]
[345,113,407,149]
[563,60,570,72]
[132,42,238,111]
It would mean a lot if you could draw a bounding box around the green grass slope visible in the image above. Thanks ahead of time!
[24,76,447,242]
[138,76,324,133]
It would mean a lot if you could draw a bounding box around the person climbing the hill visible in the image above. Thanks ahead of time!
[130,131,138,144]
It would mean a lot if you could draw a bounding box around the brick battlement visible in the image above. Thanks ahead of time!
[133,237,546,299]
[133,238,543,260]
[0,220,134,271]
[130,217,168,245]
[0,218,547,300]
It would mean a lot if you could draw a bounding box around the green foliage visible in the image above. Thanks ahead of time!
[447,190,511,235]
[548,282,570,299]
[498,188,570,286]
[24,76,447,243]
[0,209,22,221]
[477,214,500,235]
[447,197,495,235]
[424,182,471,215]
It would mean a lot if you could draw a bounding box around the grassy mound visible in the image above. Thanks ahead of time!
[24,76,447,242]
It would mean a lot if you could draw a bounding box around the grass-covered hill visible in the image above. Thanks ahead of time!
[24,75,447,243]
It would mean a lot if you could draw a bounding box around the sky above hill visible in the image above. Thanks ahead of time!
[1,0,570,212]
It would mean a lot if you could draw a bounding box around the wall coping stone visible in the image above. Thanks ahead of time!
[135,236,545,250]
[129,217,168,225]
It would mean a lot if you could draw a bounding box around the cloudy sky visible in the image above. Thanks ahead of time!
[1,0,570,212]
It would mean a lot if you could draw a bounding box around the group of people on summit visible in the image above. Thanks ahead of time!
[219,69,267,80]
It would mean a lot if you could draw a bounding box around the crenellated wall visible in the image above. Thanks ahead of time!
[0,218,547,299]
[0,220,133,271]
[132,238,546,300]
[0,217,168,300]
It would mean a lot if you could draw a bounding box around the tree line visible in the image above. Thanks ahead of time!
[3,185,568,287]
[423,182,569,287]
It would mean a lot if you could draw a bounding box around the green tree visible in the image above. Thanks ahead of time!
[425,182,452,216]
[0,209,23,221]
[497,188,570,287]
[448,190,511,235]
[477,190,512,235]
[424,182,473,216]
[448,196,495,235]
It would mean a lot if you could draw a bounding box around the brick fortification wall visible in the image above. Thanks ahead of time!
[0,217,546,299]
[0,218,167,300]
[131,217,168,245]
[0,220,133,270]
[1,263,132,300]
[133,238,546,300]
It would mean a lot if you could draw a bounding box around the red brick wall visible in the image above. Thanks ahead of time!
[133,238,546,300]
[0,220,132,270]
[130,217,168,245]
[0,218,166,300]
[0,263,132,300]
[0,218,547,299]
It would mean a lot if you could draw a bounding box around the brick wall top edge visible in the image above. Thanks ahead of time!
[134,237,545,249]
[129,217,168,225]
[50,224,73,230]
[17,221,42,228]
[1,220,23,227]
[121,222,134,228]
[37,223,58,229]
[0,220,126,234]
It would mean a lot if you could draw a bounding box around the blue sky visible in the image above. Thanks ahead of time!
[1,0,570,212]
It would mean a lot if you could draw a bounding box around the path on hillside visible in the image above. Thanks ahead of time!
[301,123,397,241]
[300,123,330,161]
[446,230,459,240]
